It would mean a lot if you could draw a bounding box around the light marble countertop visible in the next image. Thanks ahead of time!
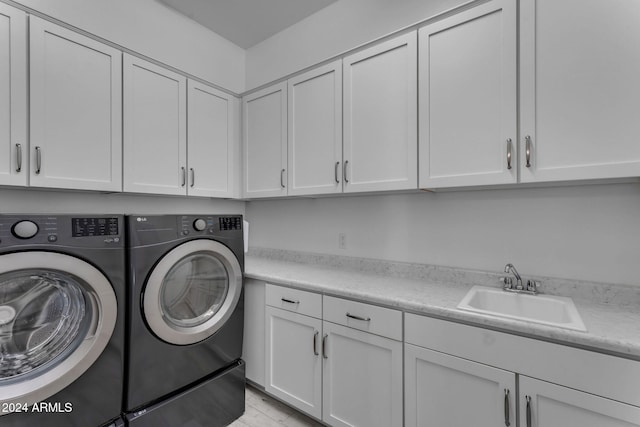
[244,249,640,360]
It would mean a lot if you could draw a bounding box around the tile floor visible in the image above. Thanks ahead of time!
[229,385,324,427]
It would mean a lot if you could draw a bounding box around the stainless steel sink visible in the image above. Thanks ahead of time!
[457,286,586,332]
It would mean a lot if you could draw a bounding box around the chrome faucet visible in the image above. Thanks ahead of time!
[501,263,539,295]
[504,263,523,290]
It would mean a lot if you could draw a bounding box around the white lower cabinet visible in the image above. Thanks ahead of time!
[265,306,323,419]
[520,376,640,427]
[264,284,402,426]
[404,344,516,427]
[322,321,402,427]
[405,313,640,427]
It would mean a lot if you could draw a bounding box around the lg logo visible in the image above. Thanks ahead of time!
[136,217,147,222]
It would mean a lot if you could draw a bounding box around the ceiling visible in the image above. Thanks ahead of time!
[156,0,338,49]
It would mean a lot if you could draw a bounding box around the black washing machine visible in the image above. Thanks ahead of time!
[124,214,245,427]
[0,214,125,427]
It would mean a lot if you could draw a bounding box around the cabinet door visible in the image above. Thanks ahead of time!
[243,83,287,198]
[323,321,402,427]
[520,0,640,182]
[287,60,342,196]
[30,17,122,191]
[0,4,27,187]
[405,343,516,427]
[123,54,186,195]
[265,306,322,419]
[520,376,640,427]
[187,80,236,198]
[343,32,417,193]
[419,0,516,188]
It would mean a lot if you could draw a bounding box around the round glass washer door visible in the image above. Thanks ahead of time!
[0,251,117,408]
[143,240,242,345]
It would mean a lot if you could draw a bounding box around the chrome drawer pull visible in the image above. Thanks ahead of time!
[280,169,286,188]
[35,146,42,174]
[526,396,532,427]
[506,139,512,170]
[15,143,22,173]
[346,312,371,322]
[181,167,186,187]
[322,334,328,359]
[335,161,340,184]
[504,389,510,426]
[190,168,195,187]
[525,135,532,168]
[343,160,349,183]
[281,297,299,304]
[313,331,319,356]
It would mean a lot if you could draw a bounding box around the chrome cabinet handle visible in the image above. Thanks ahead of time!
[506,139,512,170]
[525,135,532,168]
[344,160,349,183]
[504,389,511,426]
[346,312,371,322]
[280,169,286,188]
[190,168,195,187]
[15,143,22,173]
[181,167,186,187]
[281,297,299,304]
[322,334,328,359]
[335,161,340,184]
[526,396,532,427]
[313,331,319,356]
[35,146,42,174]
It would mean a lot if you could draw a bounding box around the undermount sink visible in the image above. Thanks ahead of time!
[457,286,587,332]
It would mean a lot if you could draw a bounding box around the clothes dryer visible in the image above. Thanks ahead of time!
[124,214,244,427]
[0,214,125,427]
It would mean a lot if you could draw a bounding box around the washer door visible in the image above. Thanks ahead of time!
[0,252,117,408]
[143,240,242,345]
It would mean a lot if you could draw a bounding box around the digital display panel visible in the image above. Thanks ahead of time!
[72,217,119,237]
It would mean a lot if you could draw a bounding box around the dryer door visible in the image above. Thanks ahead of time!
[0,251,117,408]
[143,239,242,345]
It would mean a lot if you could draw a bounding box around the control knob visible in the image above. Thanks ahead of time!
[12,220,39,239]
[193,218,207,231]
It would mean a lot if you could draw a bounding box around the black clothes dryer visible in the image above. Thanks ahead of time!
[124,214,245,427]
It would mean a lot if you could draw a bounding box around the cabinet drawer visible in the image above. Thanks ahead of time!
[323,296,401,341]
[265,284,322,318]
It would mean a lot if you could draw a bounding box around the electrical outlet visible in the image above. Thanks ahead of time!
[338,233,347,250]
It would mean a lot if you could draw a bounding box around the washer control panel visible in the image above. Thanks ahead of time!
[0,215,123,247]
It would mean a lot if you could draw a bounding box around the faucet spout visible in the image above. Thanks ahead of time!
[504,263,523,289]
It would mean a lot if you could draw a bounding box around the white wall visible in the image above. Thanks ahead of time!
[245,0,464,90]
[10,0,246,93]
[0,188,245,216]
[246,183,640,287]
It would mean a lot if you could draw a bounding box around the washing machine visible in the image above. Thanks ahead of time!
[124,214,245,427]
[0,214,125,427]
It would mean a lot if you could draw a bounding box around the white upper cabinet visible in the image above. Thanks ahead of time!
[0,4,27,187]
[187,80,237,198]
[520,0,640,183]
[287,60,342,196]
[419,0,517,189]
[243,82,287,198]
[123,54,187,195]
[30,17,122,191]
[343,32,418,193]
